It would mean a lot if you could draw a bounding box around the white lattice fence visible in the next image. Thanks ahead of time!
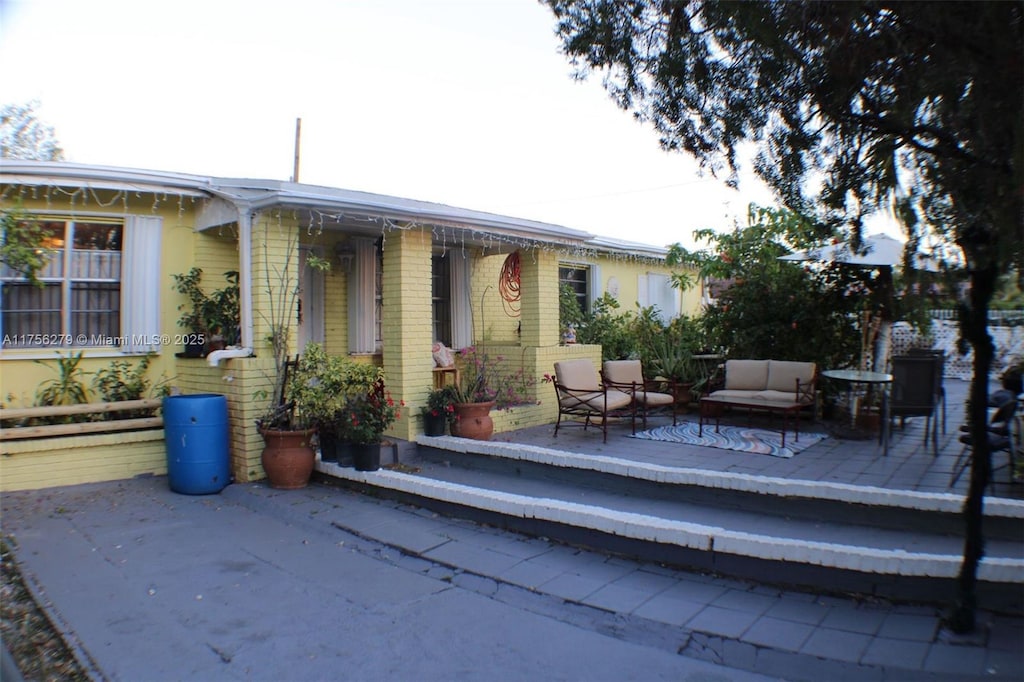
[892,318,1024,380]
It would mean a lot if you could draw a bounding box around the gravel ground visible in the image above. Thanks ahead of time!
[1,537,89,681]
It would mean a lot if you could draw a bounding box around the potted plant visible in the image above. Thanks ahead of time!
[254,349,322,490]
[286,343,349,462]
[343,377,403,471]
[170,268,240,356]
[421,385,457,437]
[450,346,536,440]
[322,356,381,466]
[646,336,704,409]
[253,242,332,488]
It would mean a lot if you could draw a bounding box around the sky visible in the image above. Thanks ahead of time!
[1,0,786,250]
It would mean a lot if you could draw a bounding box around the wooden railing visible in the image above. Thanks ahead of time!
[0,399,163,441]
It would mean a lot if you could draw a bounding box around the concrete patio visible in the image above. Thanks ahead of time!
[491,378,1021,500]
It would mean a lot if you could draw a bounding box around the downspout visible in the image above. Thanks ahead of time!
[208,204,256,366]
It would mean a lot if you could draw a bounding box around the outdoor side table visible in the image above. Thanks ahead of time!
[822,369,894,456]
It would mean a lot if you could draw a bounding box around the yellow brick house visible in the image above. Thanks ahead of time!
[0,161,699,491]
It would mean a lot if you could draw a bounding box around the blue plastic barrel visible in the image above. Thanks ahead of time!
[163,394,230,494]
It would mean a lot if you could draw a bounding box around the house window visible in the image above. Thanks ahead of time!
[638,272,679,323]
[559,265,590,316]
[432,254,452,347]
[348,237,382,354]
[2,219,123,348]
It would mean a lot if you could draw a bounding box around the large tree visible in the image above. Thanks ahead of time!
[544,0,1023,632]
[0,100,65,161]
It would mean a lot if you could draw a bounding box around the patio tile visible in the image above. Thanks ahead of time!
[877,612,939,642]
[422,540,524,577]
[800,628,872,662]
[536,572,607,602]
[609,568,679,594]
[742,616,814,652]
[498,559,569,591]
[685,605,761,638]
[861,637,929,669]
[820,606,886,635]
[987,616,1024,652]
[583,581,658,614]
[923,641,988,677]
[633,593,706,626]
[659,576,731,604]
[710,588,778,616]
[763,596,831,625]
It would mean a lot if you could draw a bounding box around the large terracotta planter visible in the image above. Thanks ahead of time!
[259,427,317,489]
[450,401,495,441]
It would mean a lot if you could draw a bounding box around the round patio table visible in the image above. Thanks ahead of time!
[822,369,894,456]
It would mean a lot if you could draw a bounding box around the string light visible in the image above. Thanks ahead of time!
[2,182,669,266]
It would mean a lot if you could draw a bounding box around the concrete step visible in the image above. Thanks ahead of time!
[316,436,1024,611]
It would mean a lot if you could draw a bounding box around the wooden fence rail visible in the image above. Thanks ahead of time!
[0,398,163,441]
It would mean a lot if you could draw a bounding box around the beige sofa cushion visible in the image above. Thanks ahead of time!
[554,360,632,412]
[554,359,601,391]
[766,361,816,393]
[724,360,770,391]
[602,360,644,386]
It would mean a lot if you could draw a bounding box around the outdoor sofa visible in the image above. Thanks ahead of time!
[700,359,818,447]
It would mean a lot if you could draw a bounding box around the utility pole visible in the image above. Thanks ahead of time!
[292,117,302,183]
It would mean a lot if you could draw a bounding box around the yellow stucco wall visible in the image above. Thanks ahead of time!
[584,253,702,318]
[0,189,201,405]
[1,430,166,491]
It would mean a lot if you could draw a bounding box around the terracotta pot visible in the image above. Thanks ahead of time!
[450,401,495,441]
[856,410,881,432]
[352,442,381,472]
[259,427,317,489]
[674,382,694,410]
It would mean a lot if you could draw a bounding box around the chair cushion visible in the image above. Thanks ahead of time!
[754,389,810,405]
[724,360,770,391]
[554,359,601,391]
[636,391,674,407]
[602,360,644,385]
[766,361,816,393]
[593,389,634,411]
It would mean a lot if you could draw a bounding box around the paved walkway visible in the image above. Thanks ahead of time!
[3,473,1021,681]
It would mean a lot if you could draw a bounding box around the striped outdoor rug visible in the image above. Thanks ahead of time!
[631,421,827,458]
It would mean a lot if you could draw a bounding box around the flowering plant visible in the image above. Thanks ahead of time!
[421,385,458,424]
[343,378,403,444]
[452,346,536,410]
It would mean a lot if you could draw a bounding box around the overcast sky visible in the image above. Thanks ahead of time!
[1,0,791,249]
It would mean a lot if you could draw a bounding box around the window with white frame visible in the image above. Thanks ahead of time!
[1,214,162,352]
[559,263,601,315]
[2,218,122,347]
[559,265,588,316]
[432,254,452,347]
[637,272,679,324]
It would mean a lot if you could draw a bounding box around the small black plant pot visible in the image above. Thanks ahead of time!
[183,337,206,358]
[422,413,447,437]
[352,442,381,472]
[318,431,338,462]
